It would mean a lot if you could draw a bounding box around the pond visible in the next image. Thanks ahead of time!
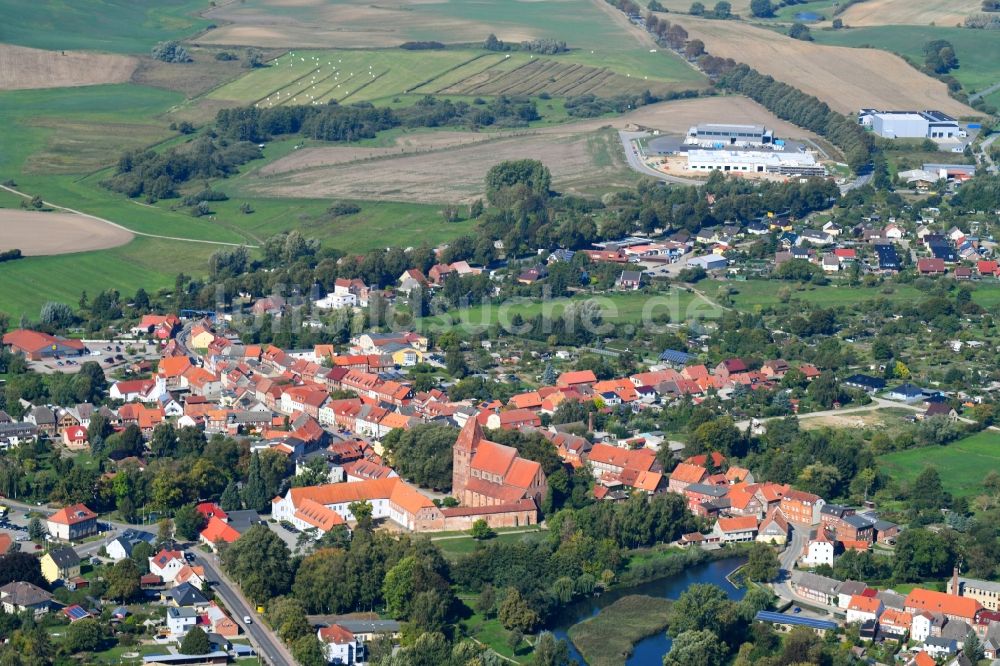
[795,11,823,20]
[551,556,746,665]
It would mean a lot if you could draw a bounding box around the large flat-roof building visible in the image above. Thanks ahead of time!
[686,123,774,148]
[859,109,961,140]
[685,149,825,177]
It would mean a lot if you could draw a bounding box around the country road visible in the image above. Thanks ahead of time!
[0,184,258,248]
[0,497,292,665]
[619,131,704,186]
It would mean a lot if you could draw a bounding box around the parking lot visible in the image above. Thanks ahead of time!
[26,339,164,375]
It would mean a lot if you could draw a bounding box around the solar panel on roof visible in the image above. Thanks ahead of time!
[64,605,89,621]
[755,611,837,630]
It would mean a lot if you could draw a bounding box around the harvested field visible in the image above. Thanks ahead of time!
[0,44,137,90]
[200,0,528,49]
[0,210,133,255]
[838,0,981,27]
[245,127,632,203]
[23,118,171,175]
[678,17,976,115]
[131,48,283,98]
[244,96,826,203]
[426,55,682,98]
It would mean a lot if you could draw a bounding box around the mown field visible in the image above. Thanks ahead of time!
[208,47,704,109]
[0,0,210,53]
[812,26,1000,97]
[836,0,982,27]
[880,431,1000,498]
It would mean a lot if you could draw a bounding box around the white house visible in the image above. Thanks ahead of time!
[846,595,883,625]
[314,292,357,310]
[318,625,363,665]
[166,607,198,636]
[109,377,167,403]
[801,530,835,567]
[148,549,186,583]
[911,611,933,643]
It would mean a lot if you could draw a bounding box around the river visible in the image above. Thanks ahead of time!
[551,557,746,665]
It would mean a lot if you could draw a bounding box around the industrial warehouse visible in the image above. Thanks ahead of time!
[858,109,962,140]
[685,149,826,177]
[685,123,775,148]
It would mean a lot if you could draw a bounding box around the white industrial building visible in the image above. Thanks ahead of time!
[687,254,728,271]
[858,109,961,140]
[685,149,825,176]
[685,123,774,148]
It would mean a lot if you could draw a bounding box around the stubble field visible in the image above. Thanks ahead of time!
[0,209,134,255]
[0,44,138,90]
[674,16,977,115]
[837,0,982,27]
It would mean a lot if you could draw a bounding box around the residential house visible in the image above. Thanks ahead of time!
[712,516,758,542]
[846,595,883,625]
[40,547,81,584]
[668,463,707,494]
[756,509,789,544]
[878,608,912,639]
[617,270,643,291]
[791,572,841,606]
[46,503,98,541]
[842,374,887,394]
[0,582,53,617]
[61,425,89,450]
[318,624,364,665]
[166,606,199,636]
[802,528,835,567]
[780,490,825,525]
[106,529,155,562]
[149,549,186,583]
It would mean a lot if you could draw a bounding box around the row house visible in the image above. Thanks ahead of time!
[780,489,825,525]
[712,516,758,543]
[280,384,330,420]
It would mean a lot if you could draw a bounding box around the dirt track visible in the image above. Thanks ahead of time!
[0,44,137,90]
[678,17,976,116]
[0,210,134,255]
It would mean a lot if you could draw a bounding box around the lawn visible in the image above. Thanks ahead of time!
[566,594,673,666]
[459,601,530,662]
[812,26,1000,95]
[0,0,210,53]
[431,528,547,560]
[879,431,1000,498]
[711,279,926,311]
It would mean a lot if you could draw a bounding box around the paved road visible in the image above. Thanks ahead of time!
[193,553,296,666]
[0,498,291,665]
[0,184,257,248]
[772,522,806,602]
[980,133,998,173]
[618,131,703,186]
[969,81,1000,103]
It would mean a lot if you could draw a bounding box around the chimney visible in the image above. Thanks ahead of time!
[588,411,594,434]
[952,565,960,596]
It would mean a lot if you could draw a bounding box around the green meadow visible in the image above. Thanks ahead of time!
[880,431,1000,498]
[0,0,210,53]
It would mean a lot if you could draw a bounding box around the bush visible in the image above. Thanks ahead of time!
[328,201,361,217]
[214,51,237,61]
[400,41,446,50]
[151,41,192,63]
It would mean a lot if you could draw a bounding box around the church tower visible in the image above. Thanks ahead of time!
[452,417,483,498]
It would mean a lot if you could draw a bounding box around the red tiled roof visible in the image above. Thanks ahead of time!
[904,588,980,620]
[716,516,758,533]
[2,329,85,353]
[48,503,97,526]
[200,517,240,544]
[318,624,356,645]
[670,463,707,485]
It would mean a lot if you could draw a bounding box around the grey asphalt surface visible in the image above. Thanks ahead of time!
[619,130,703,185]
